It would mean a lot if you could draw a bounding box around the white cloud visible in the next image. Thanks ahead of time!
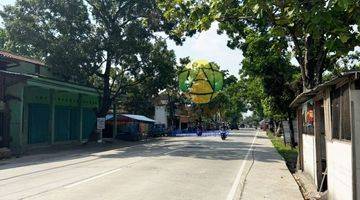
[165,23,243,78]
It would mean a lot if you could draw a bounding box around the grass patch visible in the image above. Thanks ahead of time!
[267,131,298,173]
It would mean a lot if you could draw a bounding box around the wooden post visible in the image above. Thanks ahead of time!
[297,107,304,171]
[314,100,322,189]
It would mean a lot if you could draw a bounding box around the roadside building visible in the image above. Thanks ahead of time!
[153,92,192,133]
[0,51,99,154]
[105,114,155,141]
[290,71,360,200]
[154,93,168,128]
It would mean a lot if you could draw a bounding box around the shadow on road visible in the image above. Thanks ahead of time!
[0,132,283,179]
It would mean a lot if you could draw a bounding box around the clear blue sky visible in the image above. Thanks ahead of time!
[0,0,243,77]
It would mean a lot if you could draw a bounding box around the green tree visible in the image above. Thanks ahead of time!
[239,31,300,146]
[1,0,175,116]
[0,28,5,49]
[115,39,177,117]
[199,74,246,124]
[239,76,265,119]
[158,0,360,90]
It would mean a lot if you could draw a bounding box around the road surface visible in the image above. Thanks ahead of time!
[0,129,302,200]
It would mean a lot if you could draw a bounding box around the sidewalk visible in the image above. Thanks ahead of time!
[239,131,303,200]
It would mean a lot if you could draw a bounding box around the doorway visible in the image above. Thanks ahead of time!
[315,100,327,192]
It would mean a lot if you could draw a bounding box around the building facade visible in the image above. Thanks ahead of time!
[0,51,99,153]
[291,72,360,200]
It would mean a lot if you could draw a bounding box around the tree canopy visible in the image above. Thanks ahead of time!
[1,0,177,116]
[0,28,5,49]
[158,0,360,90]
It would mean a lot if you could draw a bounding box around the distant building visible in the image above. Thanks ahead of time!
[153,93,168,128]
[153,92,191,132]
[290,71,360,200]
[0,51,99,153]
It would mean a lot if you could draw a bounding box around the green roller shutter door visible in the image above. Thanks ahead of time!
[70,108,80,140]
[28,104,50,144]
[82,108,96,140]
[54,106,70,142]
[54,107,81,142]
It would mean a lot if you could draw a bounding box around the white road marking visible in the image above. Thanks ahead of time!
[226,131,258,200]
[64,148,180,189]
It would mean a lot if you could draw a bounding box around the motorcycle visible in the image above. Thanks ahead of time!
[220,130,228,140]
[196,129,202,136]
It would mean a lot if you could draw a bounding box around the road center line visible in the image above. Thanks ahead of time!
[226,131,258,200]
[64,148,180,189]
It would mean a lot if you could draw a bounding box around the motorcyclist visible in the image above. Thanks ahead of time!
[220,122,228,140]
[221,122,227,131]
[196,122,203,136]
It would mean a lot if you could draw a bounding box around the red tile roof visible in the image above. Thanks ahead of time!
[0,50,45,66]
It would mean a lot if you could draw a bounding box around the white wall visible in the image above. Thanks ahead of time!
[154,106,167,128]
[302,134,317,183]
[326,140,352,200]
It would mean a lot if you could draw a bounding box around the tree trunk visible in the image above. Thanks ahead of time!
[269,119,275,132]
[275,121,281,136]
[301,34,326,91]
[98,54,113,117]
[280,121,287,146]
[288,109,296,148]
[304,35,317,90]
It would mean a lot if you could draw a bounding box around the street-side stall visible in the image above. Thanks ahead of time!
[105,114,155,141]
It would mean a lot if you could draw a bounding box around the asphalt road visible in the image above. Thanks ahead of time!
[0,129,280,200]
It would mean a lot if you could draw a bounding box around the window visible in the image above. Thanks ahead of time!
[355,79,360,90]
[331,84,351,141]
[331,89,340,139]
[316,101,325,135]
[341,85,351,140]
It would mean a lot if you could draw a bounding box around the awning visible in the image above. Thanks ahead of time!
[27,76,99,96]
[0,50,45,67]
[106,114,156,123]
[0,70,32,87]
[0,70,99,96]
[289,71,359,108]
